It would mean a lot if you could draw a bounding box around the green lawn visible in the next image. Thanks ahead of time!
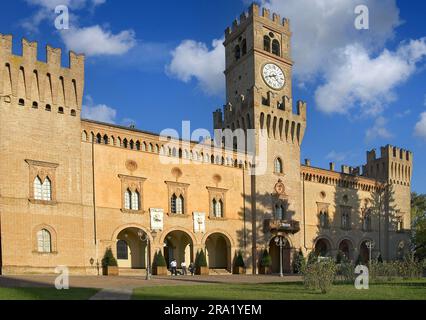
[133,281,426,300]
[0,287,98,300]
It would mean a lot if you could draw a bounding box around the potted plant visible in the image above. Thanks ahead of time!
[195,249,209,275]
[233,251,246,274]
[259,249,272,274]
[152,251,168,276]
[102,247,119,276]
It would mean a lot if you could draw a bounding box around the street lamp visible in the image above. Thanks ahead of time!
[138,229,156,280]
[274,236,287,277]
[366,240,375,265]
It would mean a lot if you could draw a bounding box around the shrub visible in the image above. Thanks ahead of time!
[306,251,318,265]
[195,249,208,268]
[260,249,272,267]
[303,259,337,294]
[292,249,305,274]
[336,261,356,283]
[153,250,167,267]
[336,251,343,264]
[102,247,118,267]
[234,251,245,268]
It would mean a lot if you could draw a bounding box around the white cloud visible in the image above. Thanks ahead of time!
[166,38,225,95]
[315,39,426,115]
[261,0,401,78]
[82,96,117,123]
[60,26,136,56]
[415,112,426,140]
[326,150,350,163]
[365,116,393,141]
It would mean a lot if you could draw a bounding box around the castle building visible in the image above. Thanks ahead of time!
[0,4,411,275]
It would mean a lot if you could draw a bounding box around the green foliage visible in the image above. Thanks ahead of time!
[292,249,306,274]
[195,249,208,268]
[306,251,318,265]
[369,257,423,282]
[411,192,426,260]
[260,249,272,267]
[355,254,363,266]
[153,250,167,267]
[101,247,118,267]
[336,251,343,264]
[336,261,356,283]
[234,251,245,268]
[302,259,337,294]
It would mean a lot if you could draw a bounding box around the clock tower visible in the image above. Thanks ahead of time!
[214,3,307,272]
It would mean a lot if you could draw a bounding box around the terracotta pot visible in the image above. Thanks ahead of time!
[103,266,119,276]
[153,266,168,276]
[233,266,246,274]
[259,266,271,275]
[196,266,209,275]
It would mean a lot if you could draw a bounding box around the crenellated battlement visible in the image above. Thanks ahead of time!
[364,144,413,186]
[0,33,85,110]
[225,3,290,39]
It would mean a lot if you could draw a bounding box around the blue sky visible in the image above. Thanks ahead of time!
[1,0,425,193]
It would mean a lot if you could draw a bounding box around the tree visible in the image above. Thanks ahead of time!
[260,249,272,267]
[411,192,426,260]
[234,250,245,268]
[195,249,208,268]
[153,250,167,267]
[292,248,305,274]
[101,247,118,267]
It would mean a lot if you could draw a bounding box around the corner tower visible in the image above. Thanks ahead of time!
[364,145,412,259]
[216,4,307,272]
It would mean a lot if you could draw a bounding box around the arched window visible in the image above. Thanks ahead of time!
[341,208,351,230]
[241,39,247,55]
[234,45,241,60]
[275,204,284,220]
[123,139,128,148]
[131,190,140,211]
[103,135,109,145]
[124,189,140,211]
[272,39,280,56]
[149,143,153,152]
[213,199,223,218]
[319,210,329,228]
[362,210,371,232]
[117,240,128,260]
[124,189,131,210]
[96,133,102,144]
[37,229,52,253]
[136,141,141,150]
[34,177,43,200]
[274,158,283,174]
[263,36,271,52]
[171,194,184,214]
[42,177,52,201]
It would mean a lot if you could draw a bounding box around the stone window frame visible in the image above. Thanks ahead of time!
[317,202,330,229]
[361,207,373,232]
[340,205,352,230]
[119,174,146,214]
[32,224,58,255]
[206,186,228,220]
[25,159,59,205]
[165,181,190,216]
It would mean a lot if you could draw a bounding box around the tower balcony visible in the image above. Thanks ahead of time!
[267,219,300,234]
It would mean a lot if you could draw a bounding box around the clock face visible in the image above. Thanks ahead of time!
[262,63,285,90]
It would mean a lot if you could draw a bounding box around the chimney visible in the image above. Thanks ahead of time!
[305,159,311,166]
[329,162,335,171]
[341,165,350,174]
